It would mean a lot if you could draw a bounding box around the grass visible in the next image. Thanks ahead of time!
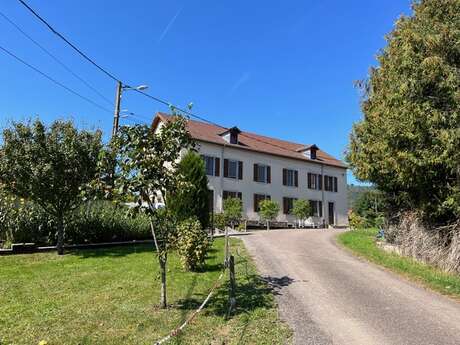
[337,228,460,300]
[0,238,291,345]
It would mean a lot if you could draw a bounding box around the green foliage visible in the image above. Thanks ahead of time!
[0,189,52,247]
[291,199,312,222]
[223,197,243,228]
[348,210,367,230]
[97,115,194,255]
[66,201,150,244]
[347,0,460,224]
[213,213,227,230]
[95,115,193,308]
[0,196,150,248]
[175,218,210,271]
[353,189,386,227]
[259,200,280,230]
[0,119,102,253]
[168,151,210,228]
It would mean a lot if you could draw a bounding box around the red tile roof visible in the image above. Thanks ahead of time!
[152,112,347,169]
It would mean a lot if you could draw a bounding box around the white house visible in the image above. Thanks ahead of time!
[152,113,348,227]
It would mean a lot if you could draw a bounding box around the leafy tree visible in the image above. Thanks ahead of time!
[347,0,460,225]
[223,197,243,229]
[168,151,210,228]
[291,199,312,227]
[258,199,280,230]
[0,119,102,254]
[96,115,193,308]
[353,189,386,227]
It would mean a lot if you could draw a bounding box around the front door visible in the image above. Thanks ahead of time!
[328,202,335,225]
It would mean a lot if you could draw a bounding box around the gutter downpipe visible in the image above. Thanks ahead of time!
[321,163,326,229]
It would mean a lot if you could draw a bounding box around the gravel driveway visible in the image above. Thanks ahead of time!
[241,229,460,345]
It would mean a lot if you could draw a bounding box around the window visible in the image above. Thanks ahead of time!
[254,194,270,212]
[308,173,323,190]
[253,164,271,183]
[324,176,338,192]
[283,169,298,187]
[309,200,323,217]
[202,155,220,176]
[224,159,243,179]
[223,190,242,200]
[228,160,237,178]
[283,197,297,214]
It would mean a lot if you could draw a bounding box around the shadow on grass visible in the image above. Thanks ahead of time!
[176,274,294,317]
[69,244,155,259]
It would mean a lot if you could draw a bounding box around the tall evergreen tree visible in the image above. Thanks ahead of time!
[347,0,460,224]
[169,151,210,228]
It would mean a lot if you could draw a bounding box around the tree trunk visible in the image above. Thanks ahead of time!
[267,220,270,231]
[159,253,167,309]
[56,215,64,255]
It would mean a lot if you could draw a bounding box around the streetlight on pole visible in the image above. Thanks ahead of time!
[111,83,149,138]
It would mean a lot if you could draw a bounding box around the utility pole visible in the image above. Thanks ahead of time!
[112,81,122,138]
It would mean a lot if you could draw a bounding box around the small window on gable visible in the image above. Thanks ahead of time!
[220,127,241,144]
[298,144,319,160]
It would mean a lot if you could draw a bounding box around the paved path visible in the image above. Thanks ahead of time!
[241,229,460,345]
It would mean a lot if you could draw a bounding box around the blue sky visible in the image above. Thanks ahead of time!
[0,0,412,184]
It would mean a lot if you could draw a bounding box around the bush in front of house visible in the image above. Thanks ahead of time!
[65,201,151,244]
[0,190,53,247]
[0,196,151,248]
[175,218,210,271]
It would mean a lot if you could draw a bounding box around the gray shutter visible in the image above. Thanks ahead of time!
[267,166,271,183]
[238,161,243,180]
[282,169,287,186]
[253,164,258,182]
[294,170,298,187]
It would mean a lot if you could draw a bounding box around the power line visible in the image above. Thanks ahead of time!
[17,0,121,82]
[0,44,112,114]
[15,0,305,153]
[0,10,113,106]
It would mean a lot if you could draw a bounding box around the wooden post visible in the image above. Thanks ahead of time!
[224,226,229,265]
[228,255,236,316]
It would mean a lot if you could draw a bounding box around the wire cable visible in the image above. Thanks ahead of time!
[15,0,311,154]
[17,0,121,82]
[0,44,112,114]
[0,10,113,106]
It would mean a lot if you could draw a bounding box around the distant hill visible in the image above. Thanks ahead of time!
[347,184,375,209]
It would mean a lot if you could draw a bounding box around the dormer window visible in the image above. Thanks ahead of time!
[297,144,319,160]
[220,126,241,144]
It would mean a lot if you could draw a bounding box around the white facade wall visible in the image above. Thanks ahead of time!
[197,141,348,227]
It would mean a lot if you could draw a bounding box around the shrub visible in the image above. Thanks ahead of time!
[65,201,151,244]
[348,210,367,230]
[0,196,151,247]
[291,199,312,226]
[175,218,210,271]
[0,190,53,248]
[259,199,280,230]
[213,213,227,230]
[223,197,243,229]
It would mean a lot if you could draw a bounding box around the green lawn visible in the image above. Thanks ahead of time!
[0,238,291,345]
[337,229,460,300]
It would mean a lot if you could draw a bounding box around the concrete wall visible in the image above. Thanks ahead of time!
[197,141,348,227]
